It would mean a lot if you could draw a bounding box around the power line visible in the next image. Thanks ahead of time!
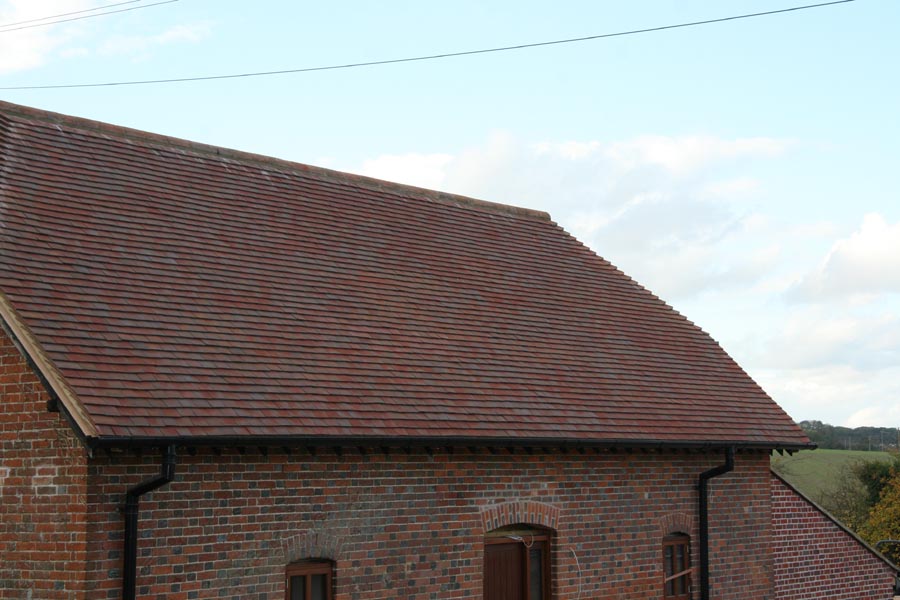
[0,0,178,34]
[0,0,856,91]
[0,1,143,30]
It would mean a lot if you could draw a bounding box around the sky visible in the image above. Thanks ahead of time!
[1,0,898,429]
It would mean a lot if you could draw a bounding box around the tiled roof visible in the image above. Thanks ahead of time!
[0,101,809,447]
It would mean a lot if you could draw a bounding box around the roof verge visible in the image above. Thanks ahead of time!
[0,292,98,438]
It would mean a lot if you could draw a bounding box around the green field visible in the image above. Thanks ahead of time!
[771,448,896,502]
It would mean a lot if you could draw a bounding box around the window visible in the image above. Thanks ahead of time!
[286,560,332,600]
[663,534,691,599]
[484,527,550,600]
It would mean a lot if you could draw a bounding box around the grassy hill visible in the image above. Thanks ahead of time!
[771,448,896,503]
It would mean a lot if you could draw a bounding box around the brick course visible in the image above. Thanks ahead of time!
[81,447,773,600]
[772,473,898,600]
[0,326,88,599]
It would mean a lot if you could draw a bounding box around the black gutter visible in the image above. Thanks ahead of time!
[698,446,735,600]
[123,446,176,600]
[86,434,813,452]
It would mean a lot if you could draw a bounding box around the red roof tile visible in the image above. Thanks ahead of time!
[0,101,808,447]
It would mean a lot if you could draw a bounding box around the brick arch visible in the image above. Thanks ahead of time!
[280,530,345,564]
[659,512,694,536]
[480,500,560,533]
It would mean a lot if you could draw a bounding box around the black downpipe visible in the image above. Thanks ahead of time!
[698,446,735,600]
[123,445,176,600]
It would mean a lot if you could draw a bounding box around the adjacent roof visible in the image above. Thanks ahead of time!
[0,101,810,448]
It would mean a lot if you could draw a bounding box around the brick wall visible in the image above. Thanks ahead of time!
[772,472,897,600]
[0,319,787,600]
[709,453,775,597]
[83,447,774,600]
[0,326,88,599]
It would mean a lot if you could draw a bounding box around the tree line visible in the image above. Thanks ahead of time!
[800,420,900,451]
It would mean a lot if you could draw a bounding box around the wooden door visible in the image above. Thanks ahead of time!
[484,541,525,600]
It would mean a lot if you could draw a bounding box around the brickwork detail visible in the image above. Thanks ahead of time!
[479,500,560,532]
[282,530,346,563]
[772,473,897,600]
[78,448,775,600]
[659,512,694,536]
[0,325,88,599]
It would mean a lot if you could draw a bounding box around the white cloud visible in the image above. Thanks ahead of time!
[750,309,900,371]
[531,136,790,173]
[58,46,89,59]
[846,405,900,429]
[0,0,92,74]
[358,152,453,190]
[790,220,840,239]
[97,22,211,58]
[789,213,900,301]
[754,364,900,427]
[532,140,601,160]
[728,301,900,428]
[0,1,212,72]
[598,135,791,175]
[699,177,760,200]
[353,133,792,300]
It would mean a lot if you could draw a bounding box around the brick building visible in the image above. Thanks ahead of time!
[0,101,896,599]
[771,473,899,599]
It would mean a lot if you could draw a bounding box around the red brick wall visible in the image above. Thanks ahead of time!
[0,315,786,600]
[710,454,775,598]
[83,448,774,599]
[0,326,88,599]
[772,472,897,600]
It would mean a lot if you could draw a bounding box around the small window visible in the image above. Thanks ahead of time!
[663,534,691,599]
[484,527,550,600]
[286,560,333,600]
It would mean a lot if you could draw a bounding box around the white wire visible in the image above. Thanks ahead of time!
[506,534,535,548]
[569,548,583,600]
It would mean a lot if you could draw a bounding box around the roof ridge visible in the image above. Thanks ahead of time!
[0,100,550,222]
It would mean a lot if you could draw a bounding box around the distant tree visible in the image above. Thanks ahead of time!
[798,421,900,451]
[858,470,900,564]
[857,459,900,506]
[800,420,834,447]
[819,463,871,531]
[818,454,900,533]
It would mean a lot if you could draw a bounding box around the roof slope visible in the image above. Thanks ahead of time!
[0,101,808,447]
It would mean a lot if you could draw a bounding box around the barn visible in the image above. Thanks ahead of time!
[0,101,896,599]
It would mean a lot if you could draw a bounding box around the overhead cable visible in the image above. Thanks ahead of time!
[0,0,856,90]
[0,1,143,29]
[0,0,178,34]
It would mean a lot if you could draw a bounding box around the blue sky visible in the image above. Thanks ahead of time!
[2,0,898,428]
